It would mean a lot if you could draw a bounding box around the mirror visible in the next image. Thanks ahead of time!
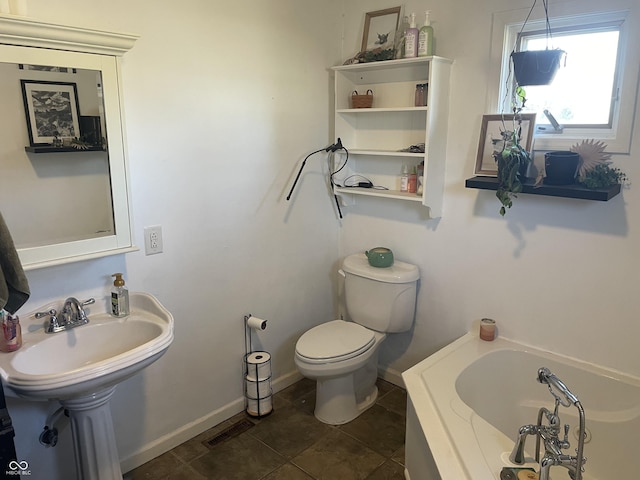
[0,17,138,270]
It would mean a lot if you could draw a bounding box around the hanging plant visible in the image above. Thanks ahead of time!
[494,86,532,216]
[510,0,566,87]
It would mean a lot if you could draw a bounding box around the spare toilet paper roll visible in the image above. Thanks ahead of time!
[245,377,272,399]
[247,315,268,330]
[246,396,272,416]
[245,351,271,381]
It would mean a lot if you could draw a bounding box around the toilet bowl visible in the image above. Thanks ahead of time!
[295,320,386,424]
[294,253,419,425]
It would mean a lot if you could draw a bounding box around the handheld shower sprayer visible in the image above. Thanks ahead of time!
[537,367,579,407]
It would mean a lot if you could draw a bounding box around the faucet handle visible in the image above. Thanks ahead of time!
[35,308,57,319]
[81,298,96,307]
[35,309,63,333]
[560,424,571,449]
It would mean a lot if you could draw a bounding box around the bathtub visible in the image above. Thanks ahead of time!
[402,332,640,480]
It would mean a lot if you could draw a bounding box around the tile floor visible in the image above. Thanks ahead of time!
[124,377,407,480]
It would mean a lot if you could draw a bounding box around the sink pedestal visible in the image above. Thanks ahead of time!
[61,387,121,480]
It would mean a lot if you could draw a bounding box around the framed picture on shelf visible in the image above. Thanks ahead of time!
[474,113,536,176]
[20,80,81,146]
[361,7,401,53]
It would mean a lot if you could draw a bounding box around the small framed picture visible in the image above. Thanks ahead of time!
[474,114,536,176]
[20,80,81,146]
[361,7,401,52]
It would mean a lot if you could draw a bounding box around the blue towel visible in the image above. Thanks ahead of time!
[0,212,29,314]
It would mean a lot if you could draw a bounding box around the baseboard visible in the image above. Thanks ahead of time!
[120,369,304,473]
[378,366,405,388]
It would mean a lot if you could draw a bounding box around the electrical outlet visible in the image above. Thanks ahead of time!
[144,225,163,255]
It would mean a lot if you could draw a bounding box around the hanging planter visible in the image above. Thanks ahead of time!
[511,49,565,86]
[509,0,565,87]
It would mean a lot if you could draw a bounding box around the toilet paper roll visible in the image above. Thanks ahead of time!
[247,315,268,330]
[246,396,272,417]
[245,351,271,381]
[245,377,272,400]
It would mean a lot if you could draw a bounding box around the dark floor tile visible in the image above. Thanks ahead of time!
[249,403,332,458]
[365,459,405,479]
[339,404,406,457]
[376,387,407,418]
[124,451,184,479]
[190,432,285,480]
[262,462,315,479]
[292,429,385,480]
[276,378,316,404]
[292,388,316,415]
[375,379,396,399]
[163,464,208,480]
[172,415,247,463]
[391,445,405,466]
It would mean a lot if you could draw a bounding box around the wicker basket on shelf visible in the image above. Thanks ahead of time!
[351,89,373,108]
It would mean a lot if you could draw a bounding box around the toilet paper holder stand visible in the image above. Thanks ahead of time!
[243,314,273,418]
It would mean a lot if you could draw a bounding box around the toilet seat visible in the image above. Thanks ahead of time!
[295,320,376,364]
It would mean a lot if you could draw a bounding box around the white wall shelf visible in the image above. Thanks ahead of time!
[331,56,452,218]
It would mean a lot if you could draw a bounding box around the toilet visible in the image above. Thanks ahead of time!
[295,253,419,425]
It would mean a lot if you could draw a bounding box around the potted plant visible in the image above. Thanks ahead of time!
[510,0,565,87]
[494,87,532,216]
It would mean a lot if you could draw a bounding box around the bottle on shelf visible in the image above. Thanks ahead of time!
[400,164,410,192]
[408,167,418,194]
[418,11,434,57]
[414,83,428,106]
[404,13,418,58]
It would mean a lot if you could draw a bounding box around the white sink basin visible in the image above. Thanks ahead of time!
[0,292,174,400]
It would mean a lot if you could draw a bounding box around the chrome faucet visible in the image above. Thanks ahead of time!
[509,367,587,480]
[35,297,95,333]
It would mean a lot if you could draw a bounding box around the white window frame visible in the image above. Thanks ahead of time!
[488,1,639,154]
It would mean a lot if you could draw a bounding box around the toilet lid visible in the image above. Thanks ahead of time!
[296,320,376,363]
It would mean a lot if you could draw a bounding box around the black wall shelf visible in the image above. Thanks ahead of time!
[465,176,621,201]
[25,145,104,154]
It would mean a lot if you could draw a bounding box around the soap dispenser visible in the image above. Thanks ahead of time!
[418,11,434,57]
[404,13,418,58]
[111,273,130,317]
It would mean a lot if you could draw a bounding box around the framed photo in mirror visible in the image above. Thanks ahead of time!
[20,80,81,146]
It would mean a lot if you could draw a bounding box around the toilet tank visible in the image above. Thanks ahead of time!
[341,253,419,333]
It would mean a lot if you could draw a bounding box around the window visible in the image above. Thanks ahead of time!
[518,26,620,128]
[489,5,639,153]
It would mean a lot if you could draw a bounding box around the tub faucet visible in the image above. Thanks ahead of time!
[510,368,587,480]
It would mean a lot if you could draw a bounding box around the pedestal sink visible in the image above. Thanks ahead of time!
[0,292,174,480]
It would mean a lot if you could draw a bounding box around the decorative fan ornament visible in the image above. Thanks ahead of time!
[571,139,611,181]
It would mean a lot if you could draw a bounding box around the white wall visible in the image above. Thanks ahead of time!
[341,0,640,380]
[8,1,343,477]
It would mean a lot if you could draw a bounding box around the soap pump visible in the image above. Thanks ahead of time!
[418,11,434,57]
[111,273,130,317]
[404,13,418,58]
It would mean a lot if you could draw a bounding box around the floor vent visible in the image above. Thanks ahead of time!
[204,419,254,448]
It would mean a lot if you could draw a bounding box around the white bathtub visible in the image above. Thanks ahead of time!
[402,332,640,480]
